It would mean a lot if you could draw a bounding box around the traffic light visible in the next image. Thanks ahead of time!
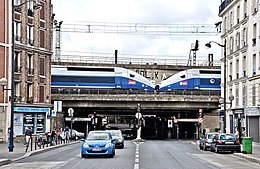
[199,109,203,117]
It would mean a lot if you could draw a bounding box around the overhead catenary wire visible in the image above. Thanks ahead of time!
[60,21,219,36]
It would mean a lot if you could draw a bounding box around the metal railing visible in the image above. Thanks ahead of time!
[51,88,221,96]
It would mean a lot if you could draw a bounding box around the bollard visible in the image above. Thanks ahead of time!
[35,137,37,150]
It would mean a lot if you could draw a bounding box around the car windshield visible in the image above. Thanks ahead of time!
[87,133,109,140]
[109,130,122,137]
[219,135,236,141]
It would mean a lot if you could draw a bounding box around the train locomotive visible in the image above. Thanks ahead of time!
[157,69,221,91]
[51,65,155,91]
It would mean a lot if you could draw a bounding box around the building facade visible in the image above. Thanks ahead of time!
[219,0,260,142]
[0,0,53,142]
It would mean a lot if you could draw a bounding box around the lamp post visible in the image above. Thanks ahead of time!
[205,40,227,133]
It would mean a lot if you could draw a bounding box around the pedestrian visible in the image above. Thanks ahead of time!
[64,126,70,143]
[25,127,32,146]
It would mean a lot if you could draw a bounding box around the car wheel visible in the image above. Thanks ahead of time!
[81,154,86,158]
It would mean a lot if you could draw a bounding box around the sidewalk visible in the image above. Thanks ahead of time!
[233,142,260,164]
[0,140,79,166]
[192,140,260,164]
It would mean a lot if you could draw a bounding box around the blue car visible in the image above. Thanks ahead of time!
[81,131,116,158]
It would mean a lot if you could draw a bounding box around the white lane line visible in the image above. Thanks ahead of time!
[136,154,139,158]
[135,158,139,163]
[134,164,139,169]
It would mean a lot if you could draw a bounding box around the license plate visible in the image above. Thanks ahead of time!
[225,142,234,144]
[92,148,101,151]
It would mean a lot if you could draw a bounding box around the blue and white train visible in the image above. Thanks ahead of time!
[157,69,221,91]
[51,65,155,91]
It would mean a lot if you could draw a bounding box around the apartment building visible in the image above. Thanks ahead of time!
[219,0,260,142]
[0,0,53,142]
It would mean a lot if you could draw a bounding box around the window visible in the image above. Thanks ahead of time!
[27,0,34,16]
[253,23,257,46]
[236,59,239,79]
[237,5,240,24]
[39,86,44,103]
[252,84,256,106]
[27,25,34,45]
[27,54,33,74]
[14,82,20,98]
[40,57,45,76]
[40,29,45,48]
[253,54,256,75]
[244,0,247,18]
[242,27,247,47]
[40,2,45,20]
[242,84,247,107]
[236,32,240,50]
[230,11,234,29]
[230,36,234,53]
[229,62,233,81]
[14,21,21,42]
[251,0,258,14]
[27,83,33,100]
[14,51,20,73]
[235,86,239,106]
[243,56,246,77]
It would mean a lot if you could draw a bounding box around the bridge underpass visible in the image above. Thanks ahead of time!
[51,89,220,139]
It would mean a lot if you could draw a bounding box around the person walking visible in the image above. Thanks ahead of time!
[25,127,32,152]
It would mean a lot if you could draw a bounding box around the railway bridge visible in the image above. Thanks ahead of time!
[50,61,221,139]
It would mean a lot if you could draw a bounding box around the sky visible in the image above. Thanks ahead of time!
[52,0,223,64]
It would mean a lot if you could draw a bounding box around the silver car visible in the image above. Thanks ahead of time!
[199,133,216,151]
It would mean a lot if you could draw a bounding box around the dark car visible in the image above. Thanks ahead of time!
[210,133,241,153]
[199,132,216,151]
[107,130,124,148]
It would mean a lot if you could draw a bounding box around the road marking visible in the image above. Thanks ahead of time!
[134,164,139,169]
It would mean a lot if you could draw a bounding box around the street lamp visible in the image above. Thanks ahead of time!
[205,40,227,133]
[5,0,42,152]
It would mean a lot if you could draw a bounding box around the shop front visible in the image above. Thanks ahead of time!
[13,107,51,136]
[245,107,260,143]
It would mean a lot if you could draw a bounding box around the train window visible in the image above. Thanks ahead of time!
[199,70,221,74]
[52,76,115,84]
[180,75,185,78]
[130,74,135,77]
[67,67,115,72]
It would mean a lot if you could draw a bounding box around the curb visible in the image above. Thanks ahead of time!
[233,153,260,164]
[0,141,79,166]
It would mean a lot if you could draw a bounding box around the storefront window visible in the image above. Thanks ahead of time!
[23,113,35,134]
[36,113,45,133]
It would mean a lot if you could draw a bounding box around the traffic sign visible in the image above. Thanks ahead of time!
[135,112,142,119]
[68,108,74,116]
[198,117,204,123]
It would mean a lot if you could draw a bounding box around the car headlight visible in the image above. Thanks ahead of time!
[83,142,89,148]
[105,143,113,148]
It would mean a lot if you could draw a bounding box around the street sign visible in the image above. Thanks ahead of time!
[135,112,142,119]
[68,108,74,116]
[198,117,204,123]
[168,119,173,128]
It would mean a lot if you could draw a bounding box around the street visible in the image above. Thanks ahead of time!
[1,140,260,169]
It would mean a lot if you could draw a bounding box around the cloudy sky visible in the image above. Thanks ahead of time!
[52,0,222,64]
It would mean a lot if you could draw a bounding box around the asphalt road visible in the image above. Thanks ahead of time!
[1,140,260,169]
